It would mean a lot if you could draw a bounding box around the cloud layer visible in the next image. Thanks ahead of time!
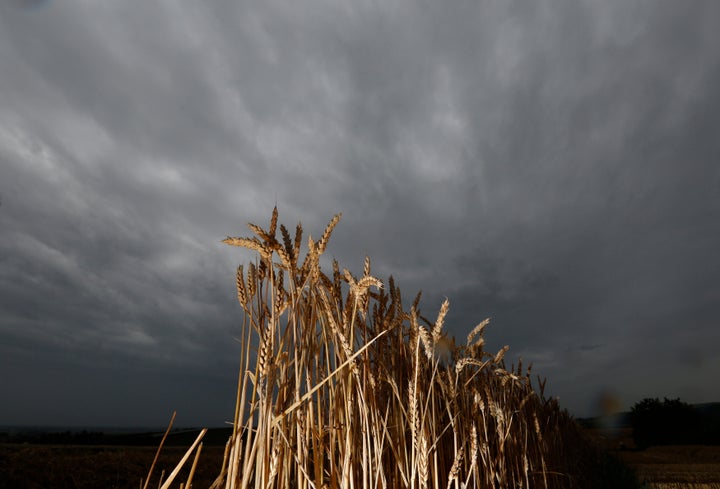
[1,0,719,426]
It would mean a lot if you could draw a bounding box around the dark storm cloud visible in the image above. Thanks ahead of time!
[1,0,719,425]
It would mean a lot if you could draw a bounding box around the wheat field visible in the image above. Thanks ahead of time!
[148,208,631,489]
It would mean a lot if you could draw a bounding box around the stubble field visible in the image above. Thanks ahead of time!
[0,443,226,489]
[3,432,720,488]
[617,445,720,489]
[585,426,720,489]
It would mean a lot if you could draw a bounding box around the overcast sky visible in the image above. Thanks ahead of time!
[1,0,719,428]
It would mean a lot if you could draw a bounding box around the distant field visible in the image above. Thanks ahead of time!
[646,485,720,489]
[3,426,720,488]
[0,444,226,489]
[616,445,720,489]
[4,441,720,488]
[0,427,232,488]
[581,423,720,489]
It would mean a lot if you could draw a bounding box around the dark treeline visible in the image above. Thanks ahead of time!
[0,430,106,445]
[0,427,233,446]
[630,398,720,448]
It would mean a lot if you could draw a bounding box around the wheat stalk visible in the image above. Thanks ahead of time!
[151,208,616,489]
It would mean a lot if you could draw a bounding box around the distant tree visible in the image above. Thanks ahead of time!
[695,403,720,445]
[629,397,700,448]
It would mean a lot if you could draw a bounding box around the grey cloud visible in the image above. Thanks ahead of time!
[1,0,719,425]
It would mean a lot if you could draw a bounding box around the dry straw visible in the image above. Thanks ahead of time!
[151,208,613,489]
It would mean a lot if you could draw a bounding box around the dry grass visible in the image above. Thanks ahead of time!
[154,208,628,488]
